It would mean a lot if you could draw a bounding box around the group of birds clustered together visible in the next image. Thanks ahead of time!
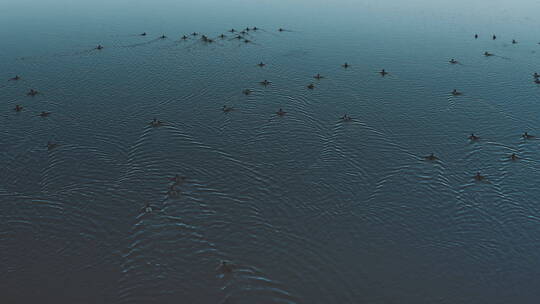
[5,27,540,273]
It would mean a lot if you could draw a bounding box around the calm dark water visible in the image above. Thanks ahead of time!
[2,0,540,303]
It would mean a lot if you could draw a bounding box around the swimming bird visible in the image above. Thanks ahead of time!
[535,79,540,84]
[219,261,233,274]
[449,58,458,64]
[150,118,164,127]
[191,32,198,36]
[14,105,23,112]
[222,105,234,113]
[474,34,478,39]
[219,34,226,39]
[278,28,285,32]
[510,153,518,161]
[245,27,251,32]
[484,51,493,56]
[276,108,286,116]
[341,114,352,122]
[424,153,438,161]
[451,89,462,96]
[244,39,251,43]
[140,32,147,36]
[233,35,243,40]
[228,29,236,33]
[468,133,479,141]
[9,75,21,81]
[313,73,324,80]
[168,174,186,184]
[240,30,247,35]
[181,35,188,40]
[512,39,517,44]
[492,34,496,40]
[342,62,350,68]
[260,80,271,86]
[160,34,167,39]
[242,89,252,95]
[534,72,539,78]
[379,69,388,76]
[474,172,485,181]
[96,45,104,50]
[252,27,258,31]
[307,83,315,89]
[47,141,59,151]
[257,62,266,67]
[201,35,208,41]
[27,89,38,96]
[38,111,51,117]
[522,132,534,139]
[141,202,159,213]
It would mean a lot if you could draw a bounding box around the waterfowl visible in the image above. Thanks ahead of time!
[96,45,104,50]
[424,153,438,161]
[38,111,51,117]
[234,35,243,40]
[27,89,38,96]
[47,141,58,151]
[252,27,258,31]
[242,89,252,95]
[313,73,324,80]
[150,118,164,127]
[379,69,388,76]
[167,185,179,197]
[510,153,518,161]
[341,114,352,122]
[14,105,23,112]
[307,83,315,89]
[207,39,214,43]
[492,34,496,40]
[276,108,286,116]
[449,58,458,64]
[278,28,285,32]
[245,27,250,31]
[223,105,234,112]
[484,51,493,57]
[260,80,271,86]
[512,39,517,44]
[181,35,188,40]
[219,34,226,39]
[474,34,478,39]
[244,39,251,43]
[468,133,479,141]
[534,72,539,78]
[160,34,167,39]
[201,35,208,41]
[342,62,350,68]
[451,89,462,96]
[257,62,266,67]
[191,32,198,36]
[9,75,21,81]
[474,172,485,181]
[168,174,186,184]
[240,30,247,35]
[522,132,534,139]
[228,29,236,33]
[141,202,159,213]
[535,79,540,84]
[219,261,233,274]
[140,32,147,36]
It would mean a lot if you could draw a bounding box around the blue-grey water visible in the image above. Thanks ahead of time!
[1,0,540,303]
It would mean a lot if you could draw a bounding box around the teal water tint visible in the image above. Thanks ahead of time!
[1,0,540,303]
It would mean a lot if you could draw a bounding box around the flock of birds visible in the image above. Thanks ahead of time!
[5,27,540,273]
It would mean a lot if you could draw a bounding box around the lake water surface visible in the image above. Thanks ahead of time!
[1,0,540,303]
